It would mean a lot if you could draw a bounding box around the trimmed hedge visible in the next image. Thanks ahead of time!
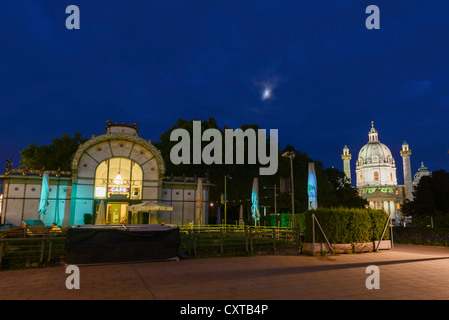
[303,207,390,244]
[269,213,306,230]
[393,227,449,247]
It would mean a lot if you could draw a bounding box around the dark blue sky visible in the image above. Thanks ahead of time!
[1,0,448,185]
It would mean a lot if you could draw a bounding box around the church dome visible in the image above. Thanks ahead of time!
[355,122,397,188]
[358,141,394,166]
[357,124,395,166]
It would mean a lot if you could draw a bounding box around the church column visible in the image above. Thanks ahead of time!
[389,200,395,222]
[400,141,413,200]
[341,145,352,184]
[383,201,390,217]
[389,201,393,217]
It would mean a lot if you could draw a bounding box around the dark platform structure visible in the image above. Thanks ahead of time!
[65,224,181,265]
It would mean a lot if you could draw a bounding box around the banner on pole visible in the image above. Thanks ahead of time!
[308,163,317,210]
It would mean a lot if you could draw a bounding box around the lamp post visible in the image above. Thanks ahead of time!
[282,151,296,227]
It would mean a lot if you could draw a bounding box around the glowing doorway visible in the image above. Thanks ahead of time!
[107,202,129,225]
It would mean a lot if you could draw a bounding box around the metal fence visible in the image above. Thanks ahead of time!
[0,228,66,269]
[0,225,302,269]
[178,225,302,256]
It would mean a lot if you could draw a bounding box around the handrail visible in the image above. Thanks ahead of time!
[0,237,66,242]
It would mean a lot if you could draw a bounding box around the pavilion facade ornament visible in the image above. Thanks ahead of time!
[71,132,165,181]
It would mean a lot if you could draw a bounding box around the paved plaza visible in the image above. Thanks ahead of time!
[1,244,449,300]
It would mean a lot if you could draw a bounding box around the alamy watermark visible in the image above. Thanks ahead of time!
[65,5,80,30]
[64,4,380,31]
[365,265,380,290]
[169,121,279,175]
[65,265,80,290]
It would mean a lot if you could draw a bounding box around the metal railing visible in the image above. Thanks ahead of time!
[0,228,66,269]
[178,225,302,256]
[0,227,68,238]
[0,225,302,269]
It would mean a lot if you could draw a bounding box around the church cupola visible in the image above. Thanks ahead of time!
[368,121,379,142]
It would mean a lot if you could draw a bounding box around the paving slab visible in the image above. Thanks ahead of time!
[0,244,449,300]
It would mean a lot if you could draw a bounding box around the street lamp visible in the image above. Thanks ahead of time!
[282,151,296,227]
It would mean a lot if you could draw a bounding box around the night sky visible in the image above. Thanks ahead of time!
[1,0,449,185]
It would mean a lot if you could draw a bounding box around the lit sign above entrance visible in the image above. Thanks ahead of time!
[108,187,130,193]
[95,186,134,199]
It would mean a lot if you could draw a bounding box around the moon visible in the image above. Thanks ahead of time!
[262,87,272,100]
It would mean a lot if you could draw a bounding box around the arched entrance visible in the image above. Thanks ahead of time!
[68,122,166,226]
[94,157,143,224]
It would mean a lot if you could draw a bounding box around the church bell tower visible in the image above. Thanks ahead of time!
[342,145,352,184]
[400,141,413,200]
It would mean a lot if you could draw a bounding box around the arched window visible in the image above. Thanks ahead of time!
[374,171,379,182]
[94,157,143,200]
[390,172,393,182]
[360,173,363,183]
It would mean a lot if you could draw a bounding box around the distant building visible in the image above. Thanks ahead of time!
[0,121,211,227]
[413,162,431,188]
[342,122,431,225]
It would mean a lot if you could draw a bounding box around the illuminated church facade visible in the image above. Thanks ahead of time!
[0,122,211,227]
[342,123,431,224]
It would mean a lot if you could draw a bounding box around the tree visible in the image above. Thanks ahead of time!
[401,170,449,221]
[19,132,88,171]
[321,167,368,209]
[154,118,262,222]
[154,118,368,223]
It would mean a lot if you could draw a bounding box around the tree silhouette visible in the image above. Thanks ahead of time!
[19,132,88,171]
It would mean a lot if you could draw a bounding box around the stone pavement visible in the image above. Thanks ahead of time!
[1,244,449,300]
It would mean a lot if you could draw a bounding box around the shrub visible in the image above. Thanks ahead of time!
[368,208,391,240]
[271,213,306,230]
[348,208,372,243]
[269,214,278,227]
[303,207,390,244]
[393,227,449,246]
